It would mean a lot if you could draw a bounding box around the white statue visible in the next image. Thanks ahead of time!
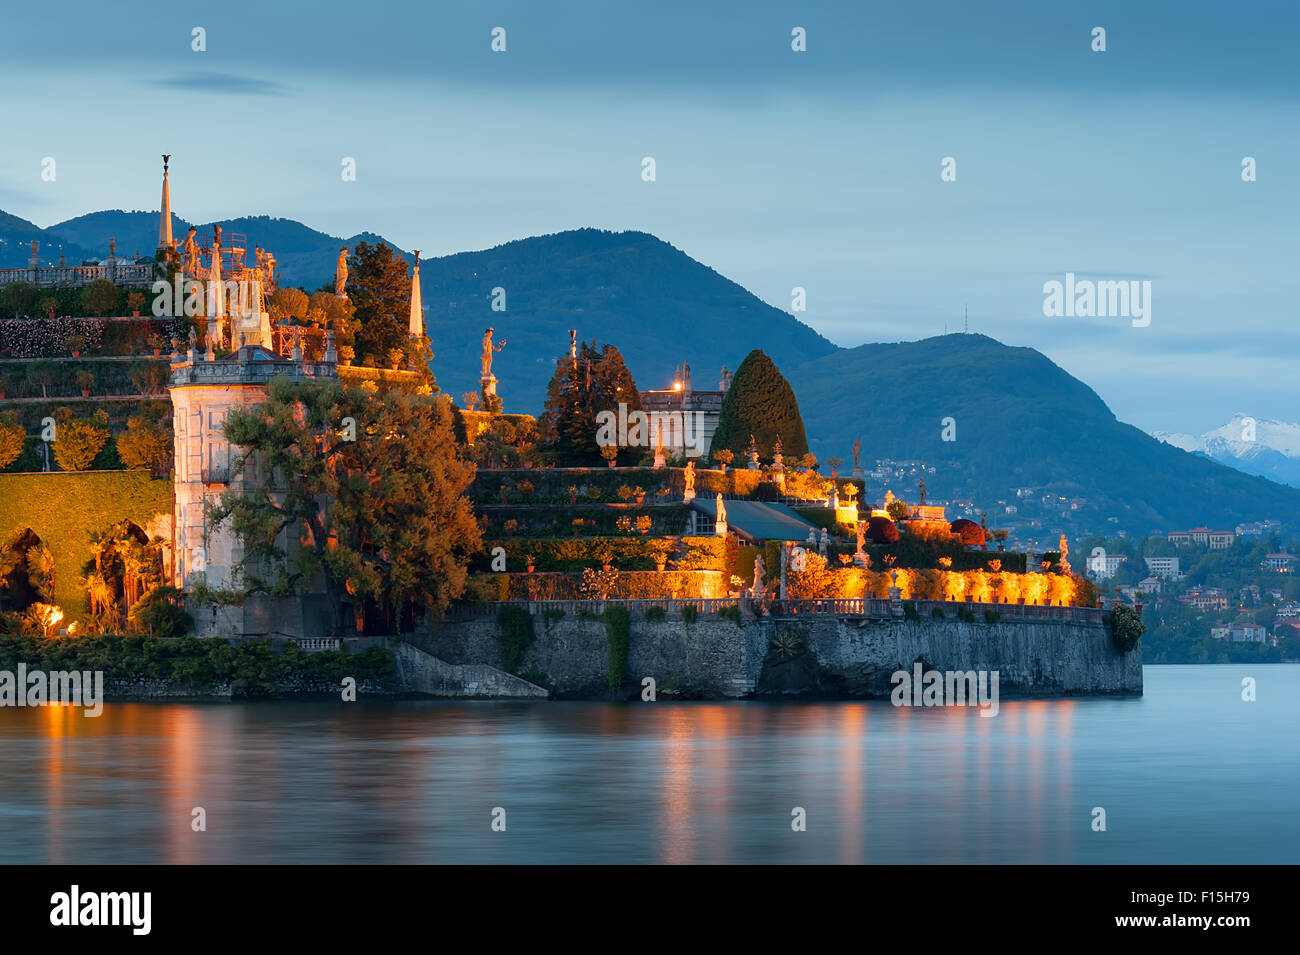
[716,493,726,523]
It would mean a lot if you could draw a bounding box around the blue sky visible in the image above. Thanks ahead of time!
[0,0,1295,435]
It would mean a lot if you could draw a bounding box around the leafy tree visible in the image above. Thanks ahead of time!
[268,287,309,324]
[0,419,24,470]
[128,359,168,396]
[710,349,808,459]
[128,584,193,638]
[307,290,358,345]
[348,242,411,367]
[0,282,35,318]
[537,342,641,466]
[82,279,118,317]
[210,378,481,635]
[52,419,109,471]
[886,498,910,522]
[117,414,173,477]
[712,448,734,471]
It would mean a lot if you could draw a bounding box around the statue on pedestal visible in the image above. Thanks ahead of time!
[481,326,506,378]
[181,228,199,271]
[746,434,760,470]
[653,421,666,469]
[683,460,695,501]
[772,435,784,469]
[753,554,766,597]
[919,478,927,506]
[855,519,866,555]
[852,437,864,478]
[818,528,828,557]
[715,493,727,537]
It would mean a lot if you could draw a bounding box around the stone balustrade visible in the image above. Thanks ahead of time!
[448,595,1101,623]
[0,262,156,289]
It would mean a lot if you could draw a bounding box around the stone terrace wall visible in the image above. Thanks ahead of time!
[423,607,1141,700]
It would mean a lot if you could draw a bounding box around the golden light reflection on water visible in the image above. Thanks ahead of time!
[0,694,1100,864]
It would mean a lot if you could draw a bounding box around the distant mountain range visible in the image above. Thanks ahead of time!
[1155,415,1300,488]
[4,204,1298,532]
[0,208,387,290]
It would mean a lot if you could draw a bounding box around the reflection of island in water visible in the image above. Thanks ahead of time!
[3,665,1295,864]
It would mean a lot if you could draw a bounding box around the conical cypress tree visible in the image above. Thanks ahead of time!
[711,349,808,460]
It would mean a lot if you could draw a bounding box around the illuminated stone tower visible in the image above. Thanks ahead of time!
[169,339,338,601]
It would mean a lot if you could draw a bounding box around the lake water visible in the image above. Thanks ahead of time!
[0,665,1294,864]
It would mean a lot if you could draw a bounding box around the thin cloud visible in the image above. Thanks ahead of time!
[147,72,290,96]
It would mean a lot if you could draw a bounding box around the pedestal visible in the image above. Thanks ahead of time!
[653,447,666,469]
[683,488,695,503]
[853,551,869,568]
[480,374,497,397]
[715,520,727,537]
[852,465,864,480]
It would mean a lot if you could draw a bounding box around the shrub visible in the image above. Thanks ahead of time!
[984,610,1001,624]
[496,605,534,673]
[1107,602,1145,652]
[681,605,698,625]
[931,606,946,619]
[645,607,666,622]
[603,605,630,688]
[958,608,977,623]
[52,419,110,471]
[717,605,742,627]
[903,601,920,621]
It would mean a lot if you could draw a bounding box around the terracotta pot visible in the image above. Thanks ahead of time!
[132,310,140,318]
[635,495,645,505]
[81,389,90,397]
[71,350,80,358]
[526,564,535,573]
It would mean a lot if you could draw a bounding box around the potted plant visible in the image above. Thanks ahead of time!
[633,486,645,505]
[67,334,86,358]
[76,370,94,397]
[712,448,733,473]
[338,345,355,366]
[827,457,843,479]
[387,347,404,370]
[147,332,165,357]
[636,515,652,535]
[525,554,536,573]
[567,485,578,505]
[504,518,518,538]
[571,517,584,538]
[127,292,146,317]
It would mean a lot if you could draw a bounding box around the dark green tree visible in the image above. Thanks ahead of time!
[710,349,808,459]
[347,241,411,367]
[537,342,641,466]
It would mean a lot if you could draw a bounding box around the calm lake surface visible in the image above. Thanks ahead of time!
[0,665,1295,864]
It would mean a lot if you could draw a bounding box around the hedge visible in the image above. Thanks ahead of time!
[0,471,171,613]
[478,503,692,538]
[464,570,726,602]
[0,633,395,696]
